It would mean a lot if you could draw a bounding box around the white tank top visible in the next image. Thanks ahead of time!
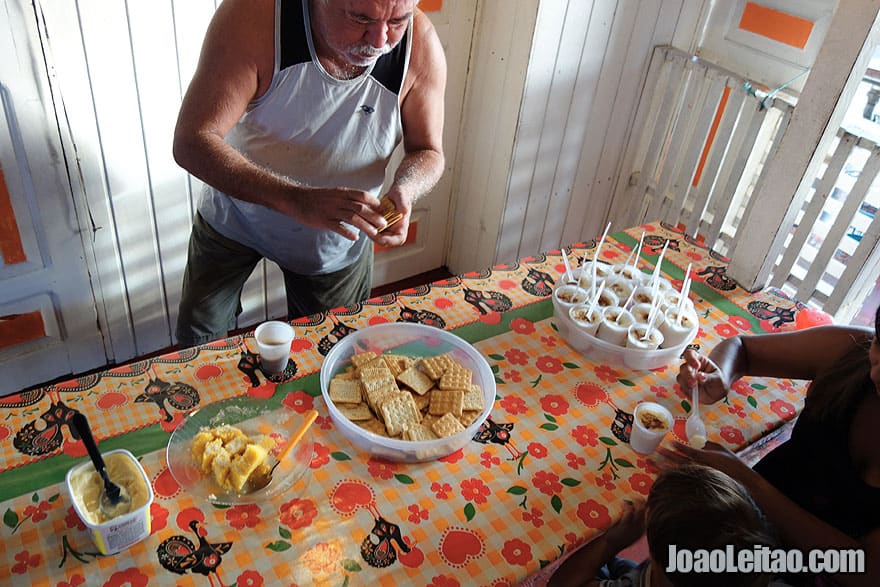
[198,0,411,274]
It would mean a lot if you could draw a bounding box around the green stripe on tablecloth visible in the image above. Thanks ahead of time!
[2,298,555,500]
[611,230,764,332]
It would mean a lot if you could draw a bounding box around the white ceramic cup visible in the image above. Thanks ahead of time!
[630,402,673,454]
[254,321,295,374]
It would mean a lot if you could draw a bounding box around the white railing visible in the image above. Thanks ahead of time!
[613,46,880,323]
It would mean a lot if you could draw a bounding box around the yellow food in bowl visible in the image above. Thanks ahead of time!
[191,425,276,492]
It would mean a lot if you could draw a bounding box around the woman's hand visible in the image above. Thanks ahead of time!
[677,349,730,405]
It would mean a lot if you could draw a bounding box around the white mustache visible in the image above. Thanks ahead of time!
[350,43,392,58]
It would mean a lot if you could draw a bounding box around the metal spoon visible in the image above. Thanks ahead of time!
[71,413,132,519]
[245,409,317,492]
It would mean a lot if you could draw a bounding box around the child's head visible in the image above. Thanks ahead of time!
[646,464,776,587]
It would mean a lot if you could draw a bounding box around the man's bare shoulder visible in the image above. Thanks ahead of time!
[404,8,446,90]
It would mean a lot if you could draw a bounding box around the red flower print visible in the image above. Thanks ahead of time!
[532,470,563,496]
[728,403,747,418]
[636,458,660,475]
[686,251,702,261]
[227,504,261,529]
[500,395,528,415]
[566,452,586,469]
[11,550,40,574]
[650,384,669,399]
[407,504,429,524]
[460,478,491,504]
[536,355,563,374]
[236,570,264,587]
[480,451,501,468]
[540,394,569,416]
[282,390,314,413]
[311,442,330,468]
[367,458,398,480]
[316,414,333,430]
[522,507,545,528]
[501,538,533,566]
[595,472,616,491]
[431,481,452,499]
[23,500,51,522]
[528,442,548,459]
[729,315,751,331]
[479,311,502,325]
[150,503,169,532]
[499,279,518,290]
[505,349,529,366]
[280,498,317,530]
[105,568,148,587]
[720,426,745,446]
[594,365,620,383]
[510,318,536,334]
[770,399,797,421]
[731,380,752,396]
[503,370,522,383]
[577,499,612,529]
[628,473,654,496]
[65,506,86,530]
[428,575,461,587]
[571,425,599,447]
[539,335,557,348]
[434,297,454,309]
[440,449,464,464]
[778,379,796,393]
[714,323,737,338]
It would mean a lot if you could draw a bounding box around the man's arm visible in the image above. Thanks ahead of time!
[373,8,447,247]
[173,0,387,241]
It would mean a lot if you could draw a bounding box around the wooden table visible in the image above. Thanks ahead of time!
[0,222,811,586]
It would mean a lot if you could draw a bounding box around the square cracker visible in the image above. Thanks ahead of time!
[365,384,400,412]
[329,377,362,404]
[350,352,378,368]
[403,423,439,441]
[461,385,484,412]
[356,417,389,437]
[440,365,472,391]
[361,372,396,395]
[397,365,434,395]
[379,393,421,437]
[419,354,453,380]
[460,410,482,427]
[428,389,464,417]
[431,412,467,437]
[383,354,413,377]
[337,403,374,421]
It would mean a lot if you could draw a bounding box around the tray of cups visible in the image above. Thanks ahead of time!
[552,262,698,370]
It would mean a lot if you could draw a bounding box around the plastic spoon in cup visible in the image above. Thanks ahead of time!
[561,248,574,283]
[71,413,132,519]
[685,382,707,448]
[246,409,317,491]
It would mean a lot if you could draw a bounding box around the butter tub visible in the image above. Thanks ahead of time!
[65,449,154,555]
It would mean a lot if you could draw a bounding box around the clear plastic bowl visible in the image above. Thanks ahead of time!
[319,323,495,462]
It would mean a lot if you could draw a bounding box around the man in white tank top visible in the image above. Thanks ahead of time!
[172,0,446,346]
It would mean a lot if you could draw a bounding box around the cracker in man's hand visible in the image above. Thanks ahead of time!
[329,377,363,404]
[337,403,374,421]
[397,365,434,395]
[428,389,464,417]
[379,392,421,437]
[431,412,467,437]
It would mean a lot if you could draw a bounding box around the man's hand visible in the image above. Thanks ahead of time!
[370,186,413,247]
[276,187,389,241]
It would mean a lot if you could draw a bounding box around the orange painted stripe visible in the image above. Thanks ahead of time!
[374,221,418,253]
[739,2,814,49]
[692,86,731,187]
[0,311,46,350]
[0,165,27,265]
[420,0,442,13]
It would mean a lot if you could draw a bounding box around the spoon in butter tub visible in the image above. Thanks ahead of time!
[71,413,132,519]
[246,409,317,492]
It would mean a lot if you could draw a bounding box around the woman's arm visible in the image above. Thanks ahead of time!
[678,325,871,404]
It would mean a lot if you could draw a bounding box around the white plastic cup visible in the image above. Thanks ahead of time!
[596,306,634,346]
[660,307,699,349]
[554,284,589,308]
[569,304,602,335]
[605,276,634,305]
[626,324,665,350]
[255,321,295,374]
[630,402,672,454]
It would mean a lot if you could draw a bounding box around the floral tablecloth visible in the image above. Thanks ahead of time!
[0,223,812,586]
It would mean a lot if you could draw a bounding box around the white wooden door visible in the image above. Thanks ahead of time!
[0,0,105,394]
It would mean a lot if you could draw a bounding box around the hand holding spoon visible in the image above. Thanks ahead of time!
[685,382,707,448]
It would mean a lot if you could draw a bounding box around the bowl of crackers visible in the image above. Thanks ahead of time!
[320,323,495,462]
